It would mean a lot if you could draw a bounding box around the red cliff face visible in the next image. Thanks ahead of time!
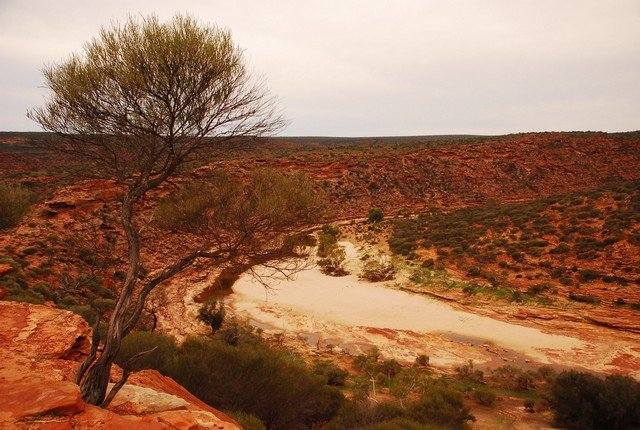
[0,302,242,430]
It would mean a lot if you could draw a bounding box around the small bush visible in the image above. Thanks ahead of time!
[472,387,497,406]
[415,354,430,367]
[550,243,570,254]
[360,258,395,282]
[524,399,535,413]
[569,293,600,304]
[198,299,226,335]
[0,182,31,229]
[359,417,438,430]
[408,385,475,429]
[368,208,384,223]
[313,361,349,386]
[578,269,602,282]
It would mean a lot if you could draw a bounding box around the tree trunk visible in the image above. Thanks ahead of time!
[79,192,141,405]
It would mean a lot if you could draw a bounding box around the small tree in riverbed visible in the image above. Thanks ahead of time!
[28,14,319,407]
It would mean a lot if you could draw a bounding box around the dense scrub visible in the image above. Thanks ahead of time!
[389,181,640,306]
[117,329,344,430]
[551,371,640,430]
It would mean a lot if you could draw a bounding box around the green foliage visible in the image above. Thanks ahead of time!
[472,386,497,406]
[225,411,265,430]
[116,332,343,429]
[198,299,225,335]
[408,385,475,429]
[415,354,430,367]
[154,181,212,231]
[388,218,420,257]
[0,182,31,229]
[317,224,340,258]
[360,258,396,282]
[524,399,535,412]
[359,417,444,430]
[551,371,640,430]
[368,208,384,223]
[156,169,321,237]
[316,225,348,276]
[578,269,602,282]
[116,330,177,372]
[312,361,349,386]
[491,366,536,392]
[569,292,600,304]
[387,180,640,304]
[455,360,483,384]
[326,398,456,430]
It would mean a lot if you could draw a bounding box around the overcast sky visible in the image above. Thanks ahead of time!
[1,0,638,136]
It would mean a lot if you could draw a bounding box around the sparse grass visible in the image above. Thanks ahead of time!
[0,182,32,229]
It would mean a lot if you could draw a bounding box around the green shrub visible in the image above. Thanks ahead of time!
[360,259,395,282]
[0,182,31,229]
[415,354,430,367]
[198,299,226,335]
[66,304,99,324]
[528,282,551,295]
[317,225,340,258]
[118,333,343,429]
[569,293,600,304]
[116,330,177,372]
[313,361,349,386]
[5,289,45,305]
[359,417,443,430]
[408,385,475,429]
[368,208,384,223]
[472,387,497,406]
[551,371,640,430]
[524,399,535,413]
[32,282,52,299]
[550,242,570,254]
[578,269,602,282]
[93,298,116,314]
[225,411,265,430]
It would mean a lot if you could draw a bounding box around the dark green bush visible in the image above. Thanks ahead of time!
[198,299,226,335]
[117,332,343,429]
[550,243,570,254]
[368,208,384,223]
[226,410,265,430]
[551,371,640,430]
[116,330,177,372]
[578,269,602,282]
[408,385,475,429]
[472,387,497,406]
[326,398,454,430]
[312,361,349,386]
[359,417,444,430]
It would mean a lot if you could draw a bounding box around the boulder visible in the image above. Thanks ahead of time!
[0,378,84,420]
[108,383,189,414]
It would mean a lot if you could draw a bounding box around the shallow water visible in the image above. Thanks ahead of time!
[229,242,583,363]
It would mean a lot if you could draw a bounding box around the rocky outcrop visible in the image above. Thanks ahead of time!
[0,301,241,429]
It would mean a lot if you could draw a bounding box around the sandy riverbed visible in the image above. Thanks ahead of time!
[229,241,591,367]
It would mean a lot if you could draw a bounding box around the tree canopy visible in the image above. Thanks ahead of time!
[28,14,297,407]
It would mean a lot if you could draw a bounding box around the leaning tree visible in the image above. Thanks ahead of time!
[29,14,318,406]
